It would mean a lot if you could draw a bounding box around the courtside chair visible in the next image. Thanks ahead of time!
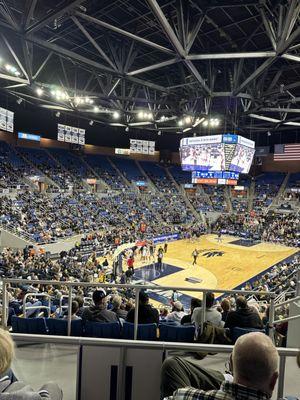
[159,324,195,342]
[11,316,48,335]
[84,321,121,339]
[122,322,157,340]
[230,327,266,343]
[46,318,83,337]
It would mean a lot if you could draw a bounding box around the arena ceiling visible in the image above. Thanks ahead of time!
[0,0,300,142]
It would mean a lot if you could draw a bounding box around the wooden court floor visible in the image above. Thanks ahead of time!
[133,234,298,300]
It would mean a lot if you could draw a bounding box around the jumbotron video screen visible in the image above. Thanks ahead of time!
[180,134,255,185]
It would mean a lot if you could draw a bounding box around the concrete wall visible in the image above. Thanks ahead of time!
[0,229,32,249]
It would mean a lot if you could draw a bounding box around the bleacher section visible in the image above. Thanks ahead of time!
[0,141,28,189]
[168,165,190,185]
[140,161,178,193]
[47,148,88,189]
[83,154,127,190]
[112,157,144,183]
[203,185,228,212]
[253,172,286,212]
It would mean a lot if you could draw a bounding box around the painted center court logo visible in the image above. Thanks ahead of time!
[202,250,225,258]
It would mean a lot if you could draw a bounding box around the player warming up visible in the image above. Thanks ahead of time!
[192,249,199,265]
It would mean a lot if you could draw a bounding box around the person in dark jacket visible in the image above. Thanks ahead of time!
[126,291,159,324]
[224,296,263,330]
[181,298,202,325]
[81,289,118,323]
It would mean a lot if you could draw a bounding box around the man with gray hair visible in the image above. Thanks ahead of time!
[163,332,279,399]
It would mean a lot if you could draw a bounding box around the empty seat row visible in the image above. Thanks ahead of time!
[11,317,195,342]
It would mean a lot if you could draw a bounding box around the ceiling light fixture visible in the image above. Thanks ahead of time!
[36,87,44,96]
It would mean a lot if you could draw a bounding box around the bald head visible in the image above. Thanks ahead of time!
[232,332,279,395]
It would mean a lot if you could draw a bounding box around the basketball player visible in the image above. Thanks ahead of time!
[217,231,222,243]
[192,249,199,265]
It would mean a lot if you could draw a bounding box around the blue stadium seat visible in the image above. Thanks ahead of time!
[122,322,157,340]
[11,316,48,334]
[85,321,121,339]
[46,318,83,337]
[159,324,195,342]
[230,327,265,343]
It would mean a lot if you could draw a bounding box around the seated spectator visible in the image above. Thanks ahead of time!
[220,298,231,322]
[111,295,127,320]
[160,307,169,322]
[73,296,84,317]
[192,292,223,329]
[161,332,278,399]
[181,298,202,325]
[166,301,186,324]
[81,289,118,323]
[224,296,263,330]
[63,300,81,320]
[126,291,159,324]
[0,328,63,399]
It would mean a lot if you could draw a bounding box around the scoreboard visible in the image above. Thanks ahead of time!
[180,134,255,174]
[192,170,239,185]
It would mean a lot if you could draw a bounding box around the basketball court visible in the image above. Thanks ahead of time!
[131,235,298,308]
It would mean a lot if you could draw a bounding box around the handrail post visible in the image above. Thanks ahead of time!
[277,355,286,399]
[22,293,27,318]
[296,269,300,297]
[269,296,275,342]
[2,282,7,329]
[134,288,140,340]
[67,285,72,337]
[200,292,206,335]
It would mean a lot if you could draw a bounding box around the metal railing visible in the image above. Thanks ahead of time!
[1,278,276,340]
[22,293,51,317]
[10,333,299,400]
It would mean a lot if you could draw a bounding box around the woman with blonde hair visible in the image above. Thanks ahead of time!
[0,329,63,399]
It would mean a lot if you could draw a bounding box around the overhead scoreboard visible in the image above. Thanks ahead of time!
[180,134,255,186]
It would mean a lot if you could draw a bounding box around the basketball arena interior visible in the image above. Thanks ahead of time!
[0,0,299,399]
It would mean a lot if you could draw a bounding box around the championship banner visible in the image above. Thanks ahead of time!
[130,139,155,154]
[57,124,85,145]
[0,107,14,133]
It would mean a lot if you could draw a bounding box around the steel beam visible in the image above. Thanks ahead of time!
[260,107,300,114]
[24,0,38,29]
[32,52,53,80]
[260,8,277,50]
[186,14,205,53]
[24,35,168,92]
[277,0,299,50]
[26,0,86,34]
[0,0,18,30]
[0,73,28,84]
[282,54,300,63]
[188,51,275,60]
[278,26,300,54]
[1,34,30,82]
[233,57,276,95]
[127,58,179,76]
[146,0,211,95]
[71,16,118,71]
[75,11,175,56]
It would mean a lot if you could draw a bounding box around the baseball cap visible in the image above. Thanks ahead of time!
[92,289,107,303]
